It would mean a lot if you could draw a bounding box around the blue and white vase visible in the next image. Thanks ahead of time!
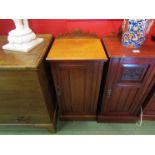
[122,19,154,48]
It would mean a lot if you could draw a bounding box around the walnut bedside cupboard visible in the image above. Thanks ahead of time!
[46,32,107,120]
[0,34,57,132]
[98,35,155,123]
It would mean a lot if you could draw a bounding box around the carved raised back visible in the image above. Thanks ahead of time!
[57,30,98,39]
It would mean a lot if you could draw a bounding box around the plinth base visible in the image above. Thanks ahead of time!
[2,38,44,52]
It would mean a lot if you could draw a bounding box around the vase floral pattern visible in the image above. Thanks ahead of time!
[122,19,154,48]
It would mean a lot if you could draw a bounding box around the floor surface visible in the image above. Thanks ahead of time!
[0,120,155,135]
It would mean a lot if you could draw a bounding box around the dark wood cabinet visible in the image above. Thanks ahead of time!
[46,32,107,120]
[0,35,57,132]
[98,35,155,122]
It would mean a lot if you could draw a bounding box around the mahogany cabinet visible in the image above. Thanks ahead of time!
[46,32,107,120]
[0,35,57,132]
[98,35,155,122]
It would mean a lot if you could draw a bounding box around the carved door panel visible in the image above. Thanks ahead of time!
[102,58,155,117]
[51,62,103,119]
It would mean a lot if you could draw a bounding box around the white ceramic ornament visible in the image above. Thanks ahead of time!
[2,19,44,52]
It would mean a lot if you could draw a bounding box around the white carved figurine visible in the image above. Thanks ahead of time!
[2,19,44,52]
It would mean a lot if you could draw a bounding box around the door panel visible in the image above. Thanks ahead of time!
[102,58,154,117]
[51,62,103,116]
[107,86,140,114]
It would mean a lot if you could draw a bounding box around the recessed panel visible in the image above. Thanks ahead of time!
[121,64,148,82]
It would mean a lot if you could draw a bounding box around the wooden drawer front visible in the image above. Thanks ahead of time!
[0,71,40,91]
[0,114,51,124]
[51,62,103,115]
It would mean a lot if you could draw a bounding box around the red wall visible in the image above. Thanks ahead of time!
[0,19,155,39]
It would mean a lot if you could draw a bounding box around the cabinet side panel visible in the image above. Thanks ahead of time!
[143,74,155,118]
[144,93,155,114]
[37,62,57,124]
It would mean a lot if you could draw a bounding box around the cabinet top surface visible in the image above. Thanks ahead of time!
[0,34,53,70]
[103,35,155,58]
[46,38,107,61]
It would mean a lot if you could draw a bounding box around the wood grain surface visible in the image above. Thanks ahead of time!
[46,38,107,61]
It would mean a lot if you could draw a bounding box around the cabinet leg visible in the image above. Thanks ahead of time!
[46,125,56,133]
[33,124,56,133]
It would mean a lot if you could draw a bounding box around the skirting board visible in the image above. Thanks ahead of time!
[97,115,138,123]
[143,114,155,120]
[59,114,96,121]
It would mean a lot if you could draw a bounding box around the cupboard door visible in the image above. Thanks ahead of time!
[51,62,103,120]
[100,58,155,122]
